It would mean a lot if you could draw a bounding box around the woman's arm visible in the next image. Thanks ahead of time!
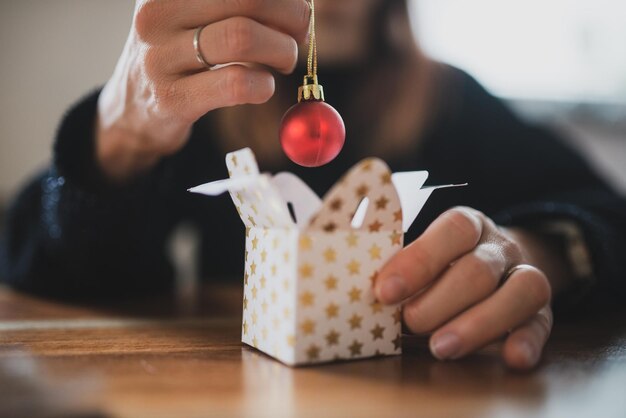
[0,91,180,298]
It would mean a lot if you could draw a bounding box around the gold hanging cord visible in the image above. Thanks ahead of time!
[298,0,325,102]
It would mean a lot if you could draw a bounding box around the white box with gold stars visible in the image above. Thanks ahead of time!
[189,148,461,366]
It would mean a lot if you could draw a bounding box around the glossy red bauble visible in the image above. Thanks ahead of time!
[279,100,346,167]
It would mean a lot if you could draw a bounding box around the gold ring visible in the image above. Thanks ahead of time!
[193,25,213,69]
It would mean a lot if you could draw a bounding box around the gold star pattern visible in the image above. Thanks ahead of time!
[299,263,314,279]
[231,154,238,166]
[286,335,296,347]
[260,249,267,262]
[389,230,402,246]
[251,237,258,250]
[361,160,373,171]
[349,340,363,357]
[380,172,392,184]
[244,271,249,285]
[375,196,389,210]
[260,275,266,289]
[325,275,338,290]
[251,285,258,300]
[248,215,257,227]
[393,308,402,324]
[299,291,315,307]
[369,271,378,286]
[370,301,383,313]
[323,247,337,262]
[299,235,312,250]
[261,327,268,340]
[370,324,385,340]
[368,244,382,260]
[323,222,337,232]
[345,232,359,247]
[347,259,361,275]
[261,300,268,314]
[348,314,363,330]
[306,344,321,361]
[250,261,257,275]
[250,203,258,214]
[325,330,340,346]
[329,198,343,211]
[392,334,402,350]
[252,336,258,347]
[348,287,362,303]
[393,209,402,222]
[325,302,339,319]
[301,319,316,335]
[270,264,277,276]
[368,220,383,232]
[243,295,248,311]
[242,320,248,335]
[356,184,369,198]
[251,310,258,325]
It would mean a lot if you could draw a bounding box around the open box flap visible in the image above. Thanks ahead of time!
[271,172,322,228]
[392,171,468,232]
[189,148,465,233]
[187,175,258,196]
[307,158,403,233]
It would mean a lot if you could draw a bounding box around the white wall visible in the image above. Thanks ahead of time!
[0,0,133,200]
[413,0,626,103]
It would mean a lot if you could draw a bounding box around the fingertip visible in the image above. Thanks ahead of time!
[260,72,276,102]
[249,70,275,104]
[295,0,312,43]
[374,274,407,304]
[504,339,539,370]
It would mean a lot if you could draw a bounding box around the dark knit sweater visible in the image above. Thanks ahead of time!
[1,66,625,305]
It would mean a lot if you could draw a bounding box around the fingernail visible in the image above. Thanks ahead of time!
[430,333,461,360]
[377,274,406,303]
[518,341,538,365]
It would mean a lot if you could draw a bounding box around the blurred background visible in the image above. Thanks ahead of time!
[0,0,625,212]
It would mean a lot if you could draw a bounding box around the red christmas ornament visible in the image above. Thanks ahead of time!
[279,0,345,167]
[280,83,345,167]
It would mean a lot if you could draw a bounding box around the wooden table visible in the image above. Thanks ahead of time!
[0,284,625,418]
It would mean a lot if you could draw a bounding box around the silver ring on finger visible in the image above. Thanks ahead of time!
[193,25,214,69]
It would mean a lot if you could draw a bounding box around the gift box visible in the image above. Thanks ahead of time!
[189,148,461,366]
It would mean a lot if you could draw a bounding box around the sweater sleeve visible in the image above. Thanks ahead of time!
[0,90,185,299]
[432,68,626,305]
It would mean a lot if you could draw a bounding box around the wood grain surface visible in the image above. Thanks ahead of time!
[0,284,624,418]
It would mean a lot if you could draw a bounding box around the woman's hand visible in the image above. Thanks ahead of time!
[375,207,569,370]
[96,0,310,182]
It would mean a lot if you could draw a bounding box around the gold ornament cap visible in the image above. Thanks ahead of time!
[298,75,325,102]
